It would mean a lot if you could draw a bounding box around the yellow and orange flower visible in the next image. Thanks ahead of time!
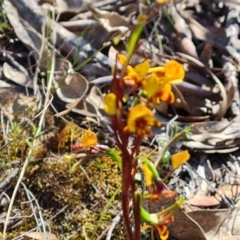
[72,129,98,150]
[142,60,185,104]
[80,129,98,148]
[142,76,175,104]
[124,104,161,137]
[118,54,150,85]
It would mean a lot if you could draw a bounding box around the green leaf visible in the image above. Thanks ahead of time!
[120,14,147,79]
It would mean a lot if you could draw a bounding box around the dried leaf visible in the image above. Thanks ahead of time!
[176,81,221,100]
[55,72,89,102]
[53,57,89,103]
[87,85,104,112]
[171,84,191,112]
[199,43,213,66]
[64,84,105,119]
[89,5,130,34]
[188,209,240,240]
[215,184,240,202]
[108,46,119,67]
[176,36,199,59]
[223,61,240,115]
[3,62,33,88]
[55,0,83,10]
[22,231,59,240]
[186,72,215,87]
[185,195,220,207]
[67,98,98,118]
[171,5,192,38]
[59,19,98,32]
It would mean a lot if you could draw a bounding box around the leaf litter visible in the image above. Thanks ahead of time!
[0,0,240,239]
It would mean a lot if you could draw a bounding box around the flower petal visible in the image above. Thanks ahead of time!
[157,0,169,3]
[142,75,160,98]
[155,225,169,240]
[80,129,98,148]
[156,83,175,103]
[134,60,151,80]
[148,66,165,75]
[143,115,161,126]
[124,66,139,85]
[164,60,185,80]
[142,163,153,186]
[171,150,190,170]
[103,93,117,115]
[118,53,127,66]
